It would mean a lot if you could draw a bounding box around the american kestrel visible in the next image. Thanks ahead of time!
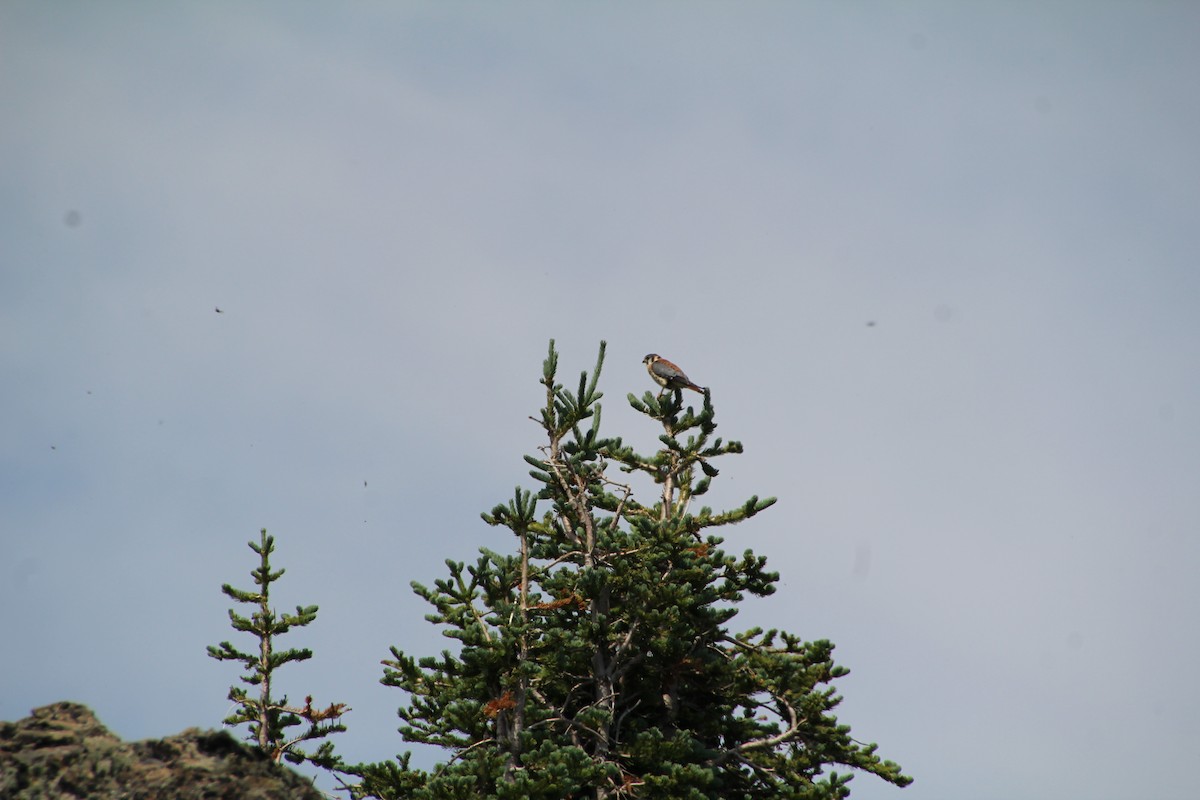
[643,354,706,394]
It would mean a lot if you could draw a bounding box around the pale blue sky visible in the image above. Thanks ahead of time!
[3,3,1199,798]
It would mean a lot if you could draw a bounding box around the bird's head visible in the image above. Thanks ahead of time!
[643,354,658,365]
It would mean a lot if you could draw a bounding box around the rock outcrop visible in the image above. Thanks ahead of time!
[0,702,326,799]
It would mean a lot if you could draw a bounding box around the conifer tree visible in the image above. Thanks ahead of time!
[208,528,349,769]
[348,342,911,799]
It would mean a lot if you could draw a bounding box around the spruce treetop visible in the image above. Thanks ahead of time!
[347,341,910,800]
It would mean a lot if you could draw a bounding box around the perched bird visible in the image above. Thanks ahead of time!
[643,354,706,394]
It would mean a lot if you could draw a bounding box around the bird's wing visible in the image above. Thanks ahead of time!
[650,360,684,381]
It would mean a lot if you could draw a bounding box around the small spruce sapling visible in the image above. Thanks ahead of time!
[207,528,349,770]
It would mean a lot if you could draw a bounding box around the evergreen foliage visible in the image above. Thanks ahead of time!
[346,341,911,799]
[207,528,349,769]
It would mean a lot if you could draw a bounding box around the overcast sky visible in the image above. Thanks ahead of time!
[3,3,1199,799]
